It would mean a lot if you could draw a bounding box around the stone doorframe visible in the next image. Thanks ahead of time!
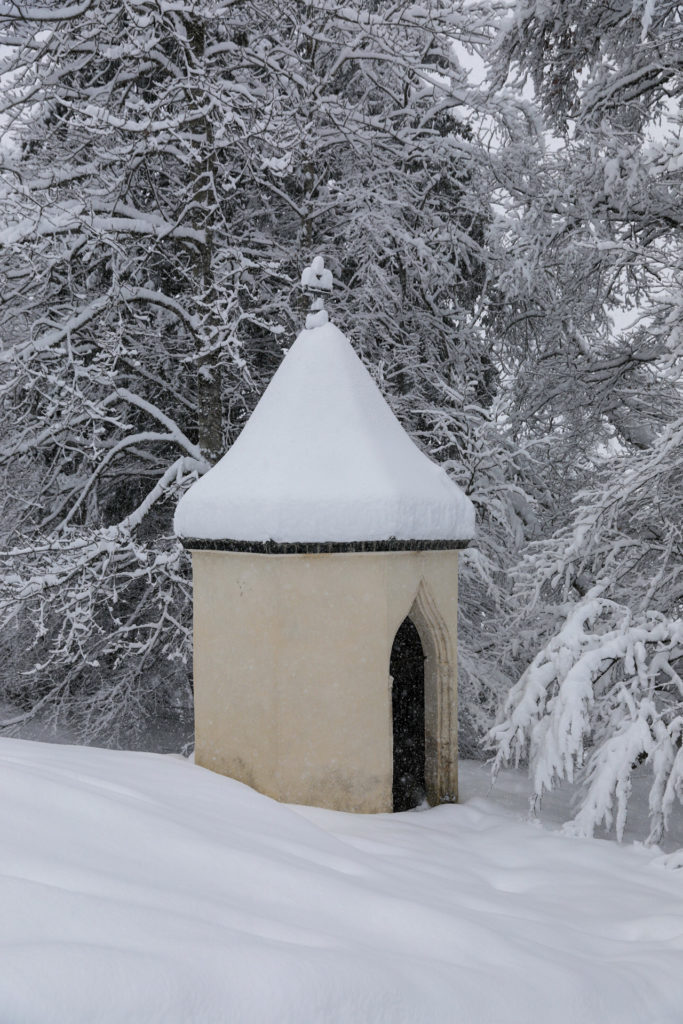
[406,579,458,805]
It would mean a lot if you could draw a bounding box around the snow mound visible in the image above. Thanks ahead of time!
[2,739,683,1024]
[174,322,475,543]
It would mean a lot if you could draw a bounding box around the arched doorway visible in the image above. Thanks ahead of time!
[390,617,426,811]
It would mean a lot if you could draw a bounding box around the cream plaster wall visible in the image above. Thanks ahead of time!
[191,549,459,813]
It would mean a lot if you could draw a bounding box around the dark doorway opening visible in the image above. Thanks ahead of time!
[391,617,426,811]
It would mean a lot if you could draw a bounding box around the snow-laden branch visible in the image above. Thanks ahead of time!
[1,295,111,361]
[119,286,200,333]
[1,455,202,607]
[114,388,206,467]
[0,1,93,20]
[490,592,683,842]
[0,201,206,247]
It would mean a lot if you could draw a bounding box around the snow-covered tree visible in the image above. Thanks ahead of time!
[488,0,683,841]
[0,0,518,745]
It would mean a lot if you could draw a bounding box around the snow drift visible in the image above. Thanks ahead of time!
[2,739,683,1023]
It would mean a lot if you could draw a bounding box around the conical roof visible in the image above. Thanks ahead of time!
[174,321,475,548]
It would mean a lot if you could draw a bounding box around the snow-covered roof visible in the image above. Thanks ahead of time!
[174,320,475,547]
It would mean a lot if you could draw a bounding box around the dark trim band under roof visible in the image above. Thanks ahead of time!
[179,537,471,554]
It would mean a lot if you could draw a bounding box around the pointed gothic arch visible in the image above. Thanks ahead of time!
[390,579,458,807]
[390,616,425,811]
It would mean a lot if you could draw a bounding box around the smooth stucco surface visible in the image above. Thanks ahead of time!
[191,549,459,813]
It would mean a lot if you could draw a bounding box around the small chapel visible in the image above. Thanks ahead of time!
[175,258,475,813]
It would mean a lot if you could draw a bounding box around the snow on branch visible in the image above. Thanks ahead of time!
[0,202,206,248]
[114,389,206,467]
[0,1,93,20]
[490,591,683,842]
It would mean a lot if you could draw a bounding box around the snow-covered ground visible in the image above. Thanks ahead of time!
[2,738,682,1024]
